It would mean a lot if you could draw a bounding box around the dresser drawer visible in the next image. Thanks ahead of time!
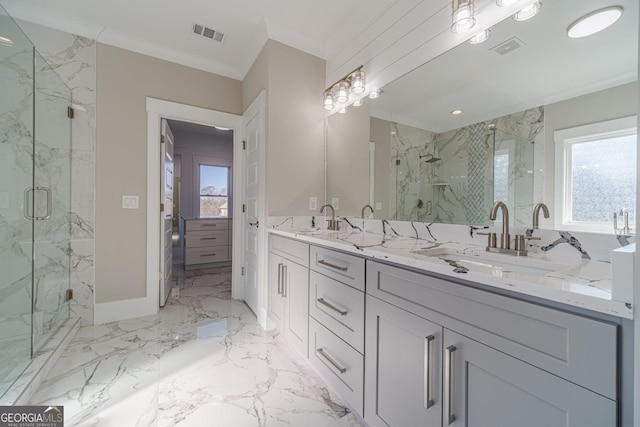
[269,235,309,267]
[185,246,229,264]
[185,219,229,231]
[309,318,364,416]
[185,230,229,248]
[309,270,365,353]
[310,246,365,291]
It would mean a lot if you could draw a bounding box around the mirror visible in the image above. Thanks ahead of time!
[327,0,638,228]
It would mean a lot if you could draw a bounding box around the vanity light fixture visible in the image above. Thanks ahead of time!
[451,0,477,33]
[496,0,521,6]
[513,1,541,21]
[567,6,623,39]
[338,107,348,114]
[350,69,366,94]
[323,91,335,110]
[469,29,491,44]
[352,98,364,107]
[0,36,13,47]
[323,65,366,111]
[369,89,381,99]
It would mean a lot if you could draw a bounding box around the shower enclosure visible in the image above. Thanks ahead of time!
[393,126,534,226]
[0,6,72,398]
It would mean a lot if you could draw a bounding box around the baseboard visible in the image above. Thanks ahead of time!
[94,296,157,325]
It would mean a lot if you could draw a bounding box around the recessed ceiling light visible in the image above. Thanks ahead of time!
[0,36,13,47]
[567,6,623,39]
[451,109,463,115]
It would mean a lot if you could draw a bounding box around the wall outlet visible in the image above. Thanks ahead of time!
[375,201,383,211]
[309,196,317,210]
[331,197,339,210]
[122,195,139,209]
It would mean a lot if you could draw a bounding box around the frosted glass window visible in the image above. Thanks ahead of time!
[570,135,636,225]
[199,165,229,217]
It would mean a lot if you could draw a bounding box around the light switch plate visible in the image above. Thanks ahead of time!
[122,195,139,209]
[331,197,339,210]
[309,196,317,210]
[375,201,383,211]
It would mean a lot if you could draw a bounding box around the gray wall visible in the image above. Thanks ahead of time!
[95,43,242,304]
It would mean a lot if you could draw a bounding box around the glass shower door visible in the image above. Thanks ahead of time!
[32,51,72,351]
[0,9,36,396]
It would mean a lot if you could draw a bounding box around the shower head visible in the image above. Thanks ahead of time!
[419,154,441,163]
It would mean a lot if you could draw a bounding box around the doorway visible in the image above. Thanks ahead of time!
[146,98,244,315]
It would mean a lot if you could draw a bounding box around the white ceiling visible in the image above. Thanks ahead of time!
[0,0,393,80]
[370,0,638,133]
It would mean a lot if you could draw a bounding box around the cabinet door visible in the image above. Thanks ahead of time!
[365,295,442,427]
[268,252,285,331]
[283,259,309,357]
[443,330,616,427]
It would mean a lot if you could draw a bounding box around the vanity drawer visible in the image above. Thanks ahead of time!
[185,230,229,248]
[309,317,364,416]
[310,246,365,291]
[185,218,229,231]
[309,270,365,353]
[185,246,229,264]
[269,235,309,267]
[367,261,617,399]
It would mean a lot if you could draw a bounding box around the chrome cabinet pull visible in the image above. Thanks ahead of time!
[317,259,348,272]
[424,335,435,409]
[201,223,217,227]
[277,263,283,295]
[199,253,216,257]
[316,348,347,374]
[444,345,457,425]
[282,264,287,297]
[200,237,217,240]
[317,298,347,316]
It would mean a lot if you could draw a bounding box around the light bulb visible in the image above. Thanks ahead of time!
[514,1,541,21]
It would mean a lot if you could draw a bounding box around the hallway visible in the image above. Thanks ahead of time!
[28,267,363,426]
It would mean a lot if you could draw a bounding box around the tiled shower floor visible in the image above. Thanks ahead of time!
[28,266,363,426]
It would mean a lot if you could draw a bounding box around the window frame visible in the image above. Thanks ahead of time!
[554,116,636,233]
[194,156,232,218]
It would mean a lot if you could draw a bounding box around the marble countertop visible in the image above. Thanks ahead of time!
[268,227,633,319]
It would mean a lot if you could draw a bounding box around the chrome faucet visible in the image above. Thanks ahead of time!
[620,208,630,234]
[361,204,374,219]
[532,202,549,229]
[489,201,510,249]
[320,204,340,231]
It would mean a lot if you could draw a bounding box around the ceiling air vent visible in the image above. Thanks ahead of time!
[192,23,225,43]
[490,37,525,56]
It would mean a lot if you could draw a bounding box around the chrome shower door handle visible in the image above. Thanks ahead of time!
[36,186,52,220]
[23,187,34,220]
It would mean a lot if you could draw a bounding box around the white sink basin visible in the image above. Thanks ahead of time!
[412,247,572,276]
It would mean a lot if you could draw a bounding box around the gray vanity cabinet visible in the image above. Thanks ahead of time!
[365,260,618,427]
[268,235,309,357]
[364,295,442,427]
[444,330,616,427]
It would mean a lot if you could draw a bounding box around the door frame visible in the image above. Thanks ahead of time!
[146,98,244,309]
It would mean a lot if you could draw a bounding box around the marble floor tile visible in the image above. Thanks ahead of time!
[29,266,365,427]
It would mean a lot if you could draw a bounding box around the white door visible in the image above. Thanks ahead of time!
[160,119,175,306]
[242,92,265,322]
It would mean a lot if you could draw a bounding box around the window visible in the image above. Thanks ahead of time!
[199,164,229,217]
[554,116,636,232]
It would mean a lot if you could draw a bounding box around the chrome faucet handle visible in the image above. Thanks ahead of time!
[514,235,541,252]
[477,232,497,248]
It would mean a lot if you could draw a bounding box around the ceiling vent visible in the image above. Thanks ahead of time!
[490,37,525,56]
[192,23,225,43]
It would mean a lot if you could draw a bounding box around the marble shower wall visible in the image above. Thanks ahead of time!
[391,107,544,227]
[18,21,96,326]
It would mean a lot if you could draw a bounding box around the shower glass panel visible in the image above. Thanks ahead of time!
[33,50,72,351]
[0,3,71,398]
[0,8,36,397]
